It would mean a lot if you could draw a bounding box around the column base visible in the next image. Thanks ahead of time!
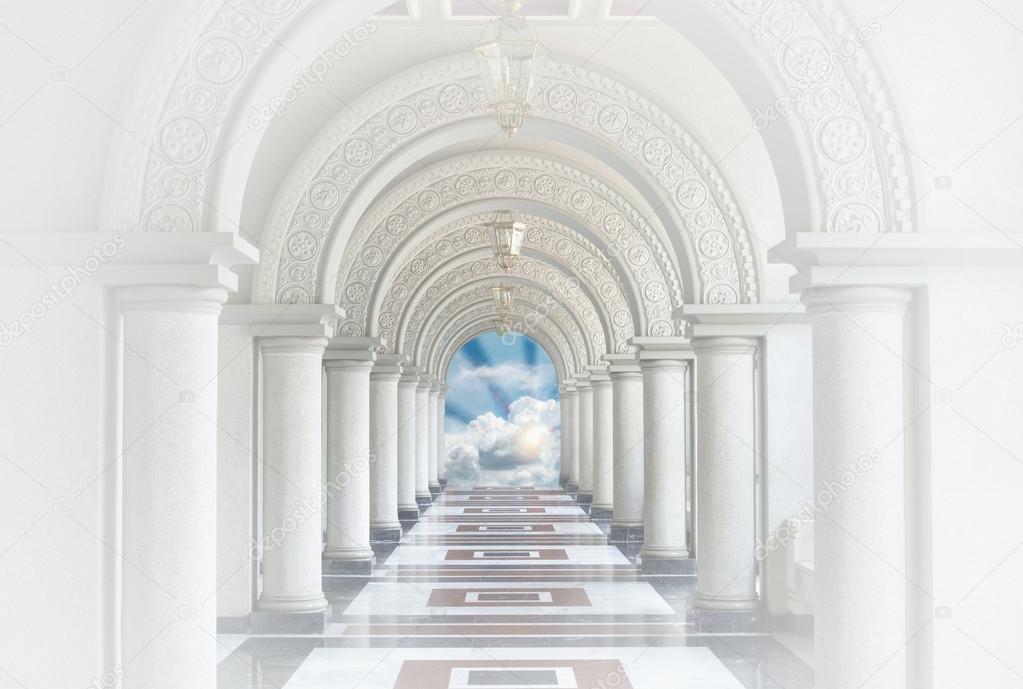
[590,505,613,522]
[323,543,375,573]
[256,592,329,614]
[370,526,402,543]
[438,478,448,487]
[217,615,251,634]
[559,474,569,487]
[576,492,593,506]
[322,555,375,575]
[565,482,578,498]
[691,607,764,633]
[429,483,441,499]
[609,523,644,543]
[398,507,420,524]
[251,607,331,634]
[415,494,432,506]
[640,556,697,576]
[692,592,760,612]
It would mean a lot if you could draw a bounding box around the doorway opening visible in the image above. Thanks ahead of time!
[442,333,560,487]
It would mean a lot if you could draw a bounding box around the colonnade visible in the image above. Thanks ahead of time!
[113,257,916,689]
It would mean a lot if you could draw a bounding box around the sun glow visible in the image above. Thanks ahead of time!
[515,422,548,459]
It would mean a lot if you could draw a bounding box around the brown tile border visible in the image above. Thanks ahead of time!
[455,524,556,532]
[460,504,548,509]
[426,587,591,607]
[443,549,570,561]
[393,659,633,689]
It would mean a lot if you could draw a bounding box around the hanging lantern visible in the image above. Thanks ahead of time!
[490,210,525,271]
[474,0,540,137]
[494,315,515,337]
[491,284,515,313]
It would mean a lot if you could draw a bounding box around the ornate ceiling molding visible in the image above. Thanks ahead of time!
[420,286,584,376]
[258,55,757,306]
[109,0,305,234]
[429,301,578,383]
[106,0,913,278]
[361,212,636,352]
[399,259,602,365]
[718,0,914,232]
[275,153,690,338]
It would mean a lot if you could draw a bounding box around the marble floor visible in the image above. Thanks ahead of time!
[218,487,814,688]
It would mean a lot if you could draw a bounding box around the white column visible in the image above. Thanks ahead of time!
[415,374,433,503]
[575,374,594,503]
[806,286,910,689]
[589,368,614,518]
[322,340,375,571]
[258,336,330,612]
[636,338,691,573]
[606,354,644,541]
[397,366,421,520]
[562,381,579,490]
[558,383,572,486]
[428,381,441,495]
[369,354,402,542]
[120,286,225,689]
[437,384,448,486]
[692,337,759,611]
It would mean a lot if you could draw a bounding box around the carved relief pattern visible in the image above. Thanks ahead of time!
[425,290,580,376]
[263,58,753,309]
[400,257,599,366]
[351,213,634,352]
[136,1,303,234]
[123,1,912,266]
[720,0,911,233]
[330,157,672,340]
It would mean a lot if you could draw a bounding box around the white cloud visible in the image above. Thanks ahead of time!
[443,396,561,487]
[450,362,556,399]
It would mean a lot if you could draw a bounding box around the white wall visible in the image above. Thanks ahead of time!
[0,266,109,688]
[216,325,256,623]
[762,324,814,614]
[922,268,1023,689]
[0,0,176,233]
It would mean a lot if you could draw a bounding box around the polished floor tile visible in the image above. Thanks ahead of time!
[219,486,813,689]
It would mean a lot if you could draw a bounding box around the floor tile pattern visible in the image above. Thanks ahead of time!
[218,486,814,689]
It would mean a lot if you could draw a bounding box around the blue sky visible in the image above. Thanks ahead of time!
[443,333,561,486]
[444,332,559,429]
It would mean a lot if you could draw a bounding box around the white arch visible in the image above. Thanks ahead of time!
[361,211,644,342]
[419,287,587,377]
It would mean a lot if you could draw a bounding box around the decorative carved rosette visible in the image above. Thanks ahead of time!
[428,297,580,377]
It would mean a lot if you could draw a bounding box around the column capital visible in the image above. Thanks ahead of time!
[417,373,435,390]
[631,336,693,361]
[399,365,421,386]
[679,303,808,337]
[0,231,258,293]
[692,336,760,355]
[587,365,611,386]
[771,231,1023,292]
[574,371,592,389]
[325,336,383,362]
[371,353,405,378]
[429,381,441,395]
[116,285,228,314]
[802,285,912,316]
[604,352,641,375]
[223,304,343,339]
[559,380,578,396]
